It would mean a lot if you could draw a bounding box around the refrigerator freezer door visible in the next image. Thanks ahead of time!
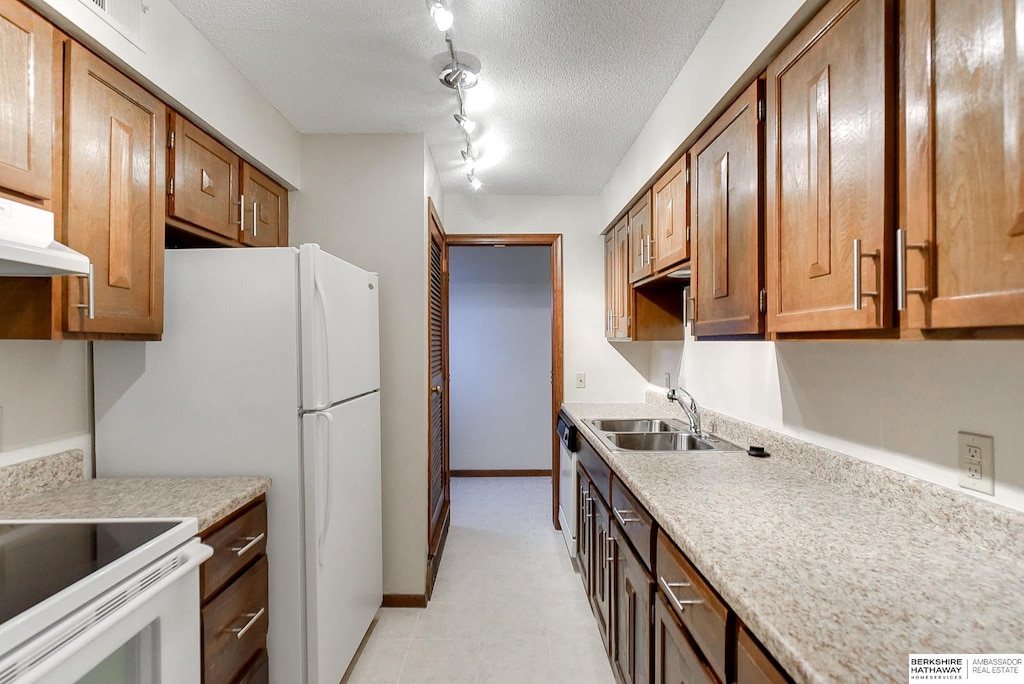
[299,244,381,409]
[301,392,383,684]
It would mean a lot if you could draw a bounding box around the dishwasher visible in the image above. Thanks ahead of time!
[556,411,579,558]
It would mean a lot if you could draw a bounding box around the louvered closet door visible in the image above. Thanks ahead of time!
[427,205,450,593]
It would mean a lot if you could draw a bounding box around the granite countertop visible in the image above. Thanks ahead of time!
[561,401,1024,683]
[0,477,271,533]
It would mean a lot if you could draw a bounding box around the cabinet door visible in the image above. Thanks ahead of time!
[628,191,653,283]
[591,493,613,655]
[904,0,1024,329]
[691,79,764,337]
[577,465,591,594]
[653,594,718,684]
[168,113,240,241]
[241,163,288,247]
[766,0,895,333]
[605,230,616,338]
[0,0,53,201]
[614,218,632,339]
[614,527,653,684]
[736,625,789,684]
[652,156,690,272]
[65,43,165,336]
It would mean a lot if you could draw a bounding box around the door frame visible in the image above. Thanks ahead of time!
[445,233,565,529]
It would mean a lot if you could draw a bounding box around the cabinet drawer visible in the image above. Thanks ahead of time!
[578,437,611,505]
[656,531,728,682]
[737,625,790,684]
[611,476,655,571]
[203,555,269,684]
[234,649,270,684]
[202,499,268,601]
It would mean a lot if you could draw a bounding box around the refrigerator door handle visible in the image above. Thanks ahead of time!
[311,410,334,566]
[312,265,332,409]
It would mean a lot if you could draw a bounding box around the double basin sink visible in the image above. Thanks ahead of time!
[586,418,741,454]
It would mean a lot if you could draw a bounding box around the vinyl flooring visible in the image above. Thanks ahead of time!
[344,476,615,684]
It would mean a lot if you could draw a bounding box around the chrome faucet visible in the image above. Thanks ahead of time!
[667,387,703,437]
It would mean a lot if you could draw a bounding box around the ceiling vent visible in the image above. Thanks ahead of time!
[79,0,144,47]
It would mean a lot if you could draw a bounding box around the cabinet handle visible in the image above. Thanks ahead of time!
[227,607,266,640]
[229,533,265,557]
[585,494,593,521]
[895,228,929,311]
[234,193,246,229]
[613,507,641,526]
[431,385,443,395]
[648,236,656,264]
[75,264,95,320]
[852,238,879,311]
[658,576,703,610]
[252,200,259,238]
[606,534,617,564]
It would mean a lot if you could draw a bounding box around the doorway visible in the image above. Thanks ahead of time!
[445,234,564,527]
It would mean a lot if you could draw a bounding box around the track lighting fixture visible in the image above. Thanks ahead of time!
[461,148,476,169]
[466,174,482,191]
[454,113,477,134]
[438,61,479,90]
[427,1,453,32]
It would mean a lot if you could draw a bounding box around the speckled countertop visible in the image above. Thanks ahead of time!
[562,401,1024,683]
[0,477,271,532]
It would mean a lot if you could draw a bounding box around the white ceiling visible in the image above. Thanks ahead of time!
[168,0,724,194]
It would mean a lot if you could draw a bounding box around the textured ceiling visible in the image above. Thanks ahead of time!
[167,0,724,194]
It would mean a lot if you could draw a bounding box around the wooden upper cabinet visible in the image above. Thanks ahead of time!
[65,43,165,337]
[168,113,240,241]
[652,156,690,272]
[0,0,53,201]
[604,230,616,338]
[613,217,632,339]
[904,0,1024,330]
[628,191,653,283]
[766,0,896,334]
[241,163,288,248]
[691,79,765,337]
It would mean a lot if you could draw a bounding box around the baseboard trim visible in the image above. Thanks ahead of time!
[381,593,428,608]
[451,469,552,477]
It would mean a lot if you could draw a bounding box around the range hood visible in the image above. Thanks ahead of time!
[0,197,91,277]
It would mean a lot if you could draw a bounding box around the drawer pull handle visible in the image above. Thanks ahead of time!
[606,534,619,564]
[613,507,641,526]
[230,533,266,557]
[228,607,266,640]
[659,576,703,611]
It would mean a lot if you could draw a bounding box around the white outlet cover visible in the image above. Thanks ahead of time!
[575,372,586,389]
[957,431,994,495]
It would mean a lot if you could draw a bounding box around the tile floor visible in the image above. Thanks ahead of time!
[345,476,615,684]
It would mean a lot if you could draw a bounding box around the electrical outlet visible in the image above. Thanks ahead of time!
[958,431,994,495]
[575,372,586,389]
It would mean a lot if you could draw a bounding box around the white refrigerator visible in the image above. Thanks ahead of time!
[93,244,382,684]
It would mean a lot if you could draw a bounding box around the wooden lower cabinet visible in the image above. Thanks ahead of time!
[613,521,653,684]
[590,491,614,655]
[577,464,592,594]
[200,497,270,684]
[653,594,720,684]
[737,625,791,684]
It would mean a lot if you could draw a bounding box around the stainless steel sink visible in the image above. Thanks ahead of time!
[606,432,717,451]
[588,418,684,433]
[584,417,742,454]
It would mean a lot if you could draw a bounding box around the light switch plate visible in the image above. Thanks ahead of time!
[957,431,994,495]
[575,372,586,389]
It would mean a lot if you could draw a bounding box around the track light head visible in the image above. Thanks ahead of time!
[466,174,482,191]
[454,113,477,134]
[427,1,453,31]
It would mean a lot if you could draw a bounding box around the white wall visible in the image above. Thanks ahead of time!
[607,0,1024,512]
[449,246,551,471]
[289,134,430,595]
[27,0,302,187]
[601,0,820,224]
[0,341,91,472]
[445,195,652,403]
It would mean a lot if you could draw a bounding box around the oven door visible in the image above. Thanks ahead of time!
[1,540,212,684]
